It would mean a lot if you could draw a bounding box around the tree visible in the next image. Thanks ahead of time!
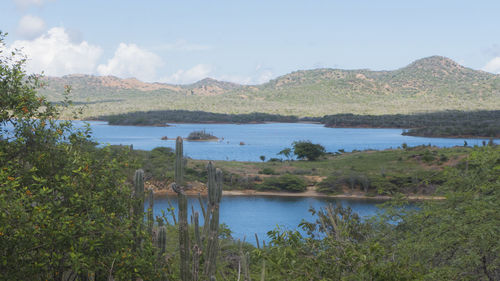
[292,141,326,161]
[260,155,266,162]
[278,147,292,161]
[0,32,156,280]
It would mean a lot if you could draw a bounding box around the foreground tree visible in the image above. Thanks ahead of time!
[0,32,156,281]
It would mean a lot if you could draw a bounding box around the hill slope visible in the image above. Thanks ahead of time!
[39,56,500,118]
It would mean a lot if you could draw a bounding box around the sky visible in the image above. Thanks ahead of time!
[1,0,500,84]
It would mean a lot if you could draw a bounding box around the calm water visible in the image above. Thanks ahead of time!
[147,195,389,245]
[78,121,493,161]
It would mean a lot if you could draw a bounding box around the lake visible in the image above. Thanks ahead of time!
[147,195,393,245]
[79,121,493,161]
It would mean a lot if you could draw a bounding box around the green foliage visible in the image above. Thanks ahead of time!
[101,110,299,125]
[323,110,500,138]
[186,129,217,141]
[255,146,500,280]
[257,174,307,192]
[381,146,500,280]
[259,167,278,175]
[277,147,292,160]
[292,140,326,161]
[141,146,175,181]
[0,32,158,280]
[41,56,500,121]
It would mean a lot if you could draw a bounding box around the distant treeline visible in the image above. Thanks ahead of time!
[91,109,500,138]
[92,110,300,125]
[322,110,500,138]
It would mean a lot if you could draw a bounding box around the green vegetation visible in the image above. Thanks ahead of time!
[257,174,307,192]
[323,110,500,138]
[91,108,500,138]
[97,110,299,125]
[252,146,500,280]
[0,32,157,280]
[206,145,472,196]
[186,129,217,141]
[292,140,326,160]
[2,32,500,280]
[40,56,499,120]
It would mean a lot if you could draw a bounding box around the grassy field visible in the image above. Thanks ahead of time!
[133,144,476,197]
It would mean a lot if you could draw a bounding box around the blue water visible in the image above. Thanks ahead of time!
[148,195,389,245]
[78,121,493,161]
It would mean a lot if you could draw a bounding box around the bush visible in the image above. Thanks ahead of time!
[259,168,278,175]
[317,175,345,193]
[257,174,307,192]
[0,32,156,280]
[422,150,436,163]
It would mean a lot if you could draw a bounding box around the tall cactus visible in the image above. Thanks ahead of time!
[204,162,223,279]
[133,169,145,220]
[192,211,201,281]
[175,137,184,186]
[133,169,145,250]
[147,188,154,235]
[173,137,190,281]
[158,225,167,256]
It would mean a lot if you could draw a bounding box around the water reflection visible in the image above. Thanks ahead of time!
[147,195,392,245]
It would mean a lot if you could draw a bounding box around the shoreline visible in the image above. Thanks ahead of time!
[78,119,497,139]
[152,188,445,201]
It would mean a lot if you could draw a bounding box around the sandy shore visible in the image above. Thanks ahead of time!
[152,186,445,201]
[221,189,445,201]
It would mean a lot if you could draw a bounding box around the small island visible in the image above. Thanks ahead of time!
[185,130,219,141]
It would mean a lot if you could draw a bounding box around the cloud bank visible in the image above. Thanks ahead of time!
[97,43,163,82]
[10,27,102,76]
[17,15,46,39]
[483,57,500,74]
[8,27,276,84]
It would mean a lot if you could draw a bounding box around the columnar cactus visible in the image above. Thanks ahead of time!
[175,136,184,186]
[133,169,145,250]
[158,225,167,255]
[204,163,223,279]
[198,192,207,220]
[173,137,190,281]
[147,188,154,235]
[133,169,145,221]
[192,211,201,281]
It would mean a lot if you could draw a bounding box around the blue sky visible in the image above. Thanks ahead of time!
[1,0,500,84]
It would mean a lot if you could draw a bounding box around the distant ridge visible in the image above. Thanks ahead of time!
[39,56,500,118]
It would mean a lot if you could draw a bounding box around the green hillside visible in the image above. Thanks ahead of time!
[39,56,500,119]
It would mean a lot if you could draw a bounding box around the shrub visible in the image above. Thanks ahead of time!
[317,175,344,194]
[257,174,307,192]
[259,168,278,175]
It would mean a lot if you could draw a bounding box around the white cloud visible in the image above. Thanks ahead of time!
[97,43,163,82]
[254,70,274,84]
[17,15,46,39]
[10,27,102,76]
[483,57,500,74]
[218,70,274,85]
[161,64,213,84]
[160,65,274,85]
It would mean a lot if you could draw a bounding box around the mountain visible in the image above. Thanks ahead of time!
[39,56,500,118]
